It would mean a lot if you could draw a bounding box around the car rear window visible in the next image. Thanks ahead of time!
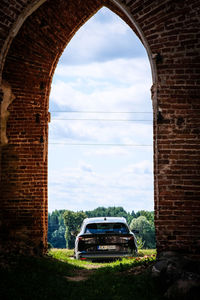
[84,222,129,234]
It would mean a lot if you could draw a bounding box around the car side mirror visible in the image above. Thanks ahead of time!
[132,230,139,234]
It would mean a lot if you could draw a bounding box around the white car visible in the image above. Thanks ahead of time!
[74,217,138,260]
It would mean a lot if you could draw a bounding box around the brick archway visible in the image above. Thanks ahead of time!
[0,0,200,256]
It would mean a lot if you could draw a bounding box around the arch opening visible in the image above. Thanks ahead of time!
[48,6,154,249]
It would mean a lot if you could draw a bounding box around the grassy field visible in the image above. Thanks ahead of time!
[48,248,156,268]
[0,249,163,300]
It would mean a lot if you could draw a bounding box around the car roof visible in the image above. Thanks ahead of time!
[82,217,127,225]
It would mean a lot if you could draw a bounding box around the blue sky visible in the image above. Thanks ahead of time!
[48,7,153,213]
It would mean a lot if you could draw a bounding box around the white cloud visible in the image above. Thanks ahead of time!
[50,81,151,112]
[48,160,153,212]
[85,147,130,156]
[49,58,153,147]
[54,58,151,85]
[124,160,153,174]
[49,120,153,145]
[50,58,152,117]
[59,7,146,65]
[79,162,93,173]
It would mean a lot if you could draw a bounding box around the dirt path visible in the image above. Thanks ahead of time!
[65,269,96,281]
[65,258,102,281]
[65,258,153,282]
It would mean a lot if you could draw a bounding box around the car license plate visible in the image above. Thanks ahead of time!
[98,245,116,250]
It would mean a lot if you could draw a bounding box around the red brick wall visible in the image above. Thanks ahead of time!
[0,0,200,255]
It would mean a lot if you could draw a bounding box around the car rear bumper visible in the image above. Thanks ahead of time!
[77,251,135,260]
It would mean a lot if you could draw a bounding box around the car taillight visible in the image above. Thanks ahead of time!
[122,236,134,241]
[78,237,92,242]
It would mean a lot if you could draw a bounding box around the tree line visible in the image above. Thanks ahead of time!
[48,207,156,249]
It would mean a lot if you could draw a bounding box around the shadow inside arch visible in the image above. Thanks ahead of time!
[0,250,162,300]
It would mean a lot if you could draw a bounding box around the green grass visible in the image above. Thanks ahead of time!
[138,249,157,256]
[48,248,103,269]
[48,248,156,269]
[0,249,163,300]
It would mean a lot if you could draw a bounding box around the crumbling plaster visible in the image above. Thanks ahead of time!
[1,81,15,146]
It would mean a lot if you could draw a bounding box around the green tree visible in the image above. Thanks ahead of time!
[50,226,66,248]
[85,206,134,224]
[130,216,155,249]
[63,210,87,249]
[48,207,155,249]
[135,210,154,224]
[48,210,66,248]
